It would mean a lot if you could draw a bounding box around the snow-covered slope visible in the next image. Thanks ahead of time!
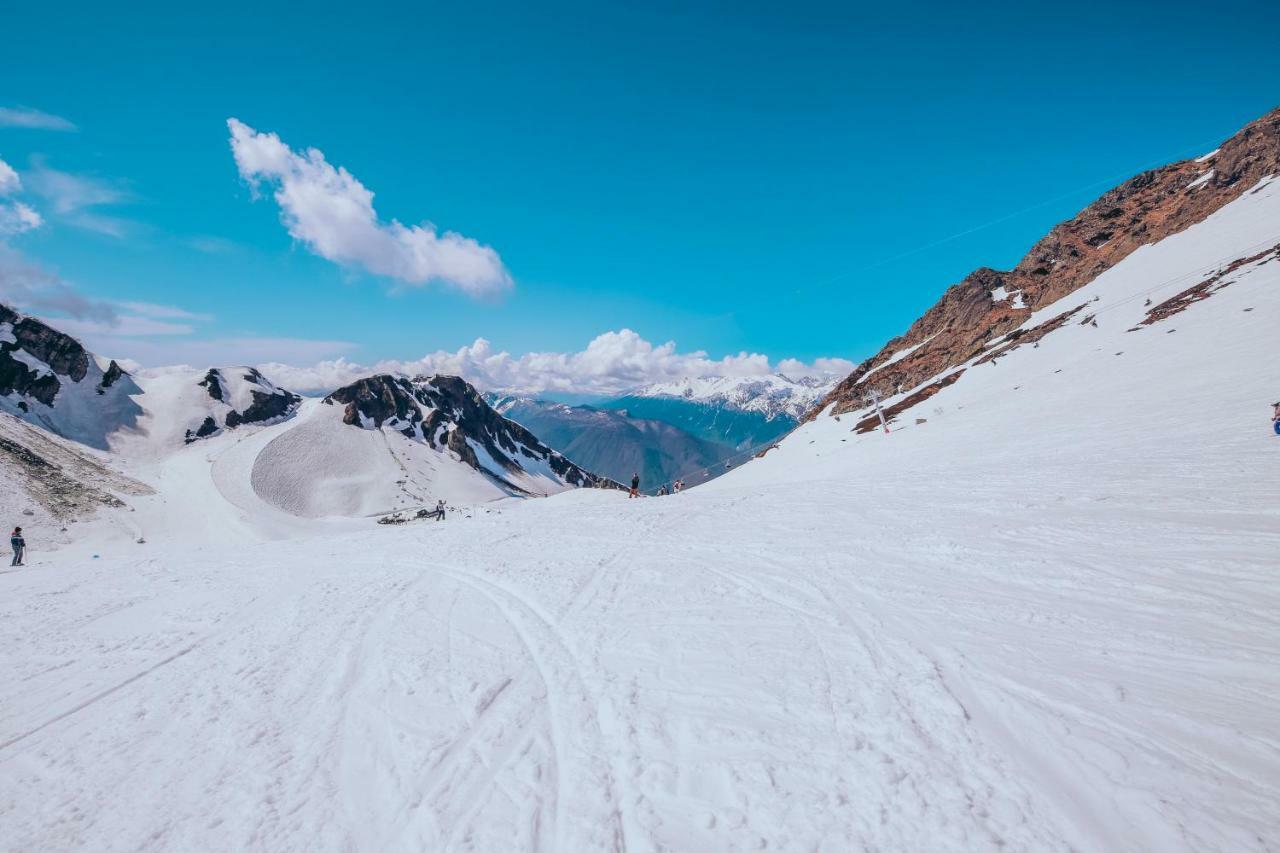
[125,365,301,450]
[0,411,152,547]
[0,304,143,450]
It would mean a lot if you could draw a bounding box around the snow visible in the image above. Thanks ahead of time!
[989,286,1027,310]
[1186,169,1215,190]
[1194,148,1220,163]
[629,373,834,420]
[7,347,54,378]
[1,177,1280,850]
[859,333,937,382]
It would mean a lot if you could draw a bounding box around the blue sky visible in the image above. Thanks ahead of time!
[1,0,1278,391]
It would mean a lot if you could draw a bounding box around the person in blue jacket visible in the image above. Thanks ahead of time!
[1273,402,1280,435]
[10,527,25,567]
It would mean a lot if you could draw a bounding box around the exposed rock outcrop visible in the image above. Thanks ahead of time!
[0,303,143,449]
[182,367,301,444]
[324,374,616,492]
[813,107,1280,420]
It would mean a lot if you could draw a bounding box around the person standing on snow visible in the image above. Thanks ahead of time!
[1273,402,1280,435]
[629,473,640,498]
[431,500,446,521]
[10,527,25,566]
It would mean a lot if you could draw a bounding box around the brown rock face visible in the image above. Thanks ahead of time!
[813,106,1280,420]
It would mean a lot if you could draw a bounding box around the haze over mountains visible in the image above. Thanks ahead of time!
[1,106,1278,850]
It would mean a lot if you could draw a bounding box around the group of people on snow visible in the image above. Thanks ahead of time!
[627,474,687,499]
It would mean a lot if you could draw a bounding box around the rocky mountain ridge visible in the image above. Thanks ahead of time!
[183,367,302,443]
[813,106,1280,420]
[324,374,613,494]
[0,303,144,449]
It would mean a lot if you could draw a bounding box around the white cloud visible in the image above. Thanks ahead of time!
[97,335,360,369]
[22,160,133,237]
[227,118,511,297]
[0,159,21,195]
[0,157,42,235]
[258,328,854,396]
[0,201,42,235]
[114,300,213,322]
[55,315,197,338]
[0,245,116,322]
[0,107,77,131]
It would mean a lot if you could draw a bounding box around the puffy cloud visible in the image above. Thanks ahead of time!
[258,329,853,397]
[0,107,77,131]
[227,118,511,297]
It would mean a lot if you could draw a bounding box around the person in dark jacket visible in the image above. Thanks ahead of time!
[10,527,25,566]
[629,473,640,498]
[429,500,446,521]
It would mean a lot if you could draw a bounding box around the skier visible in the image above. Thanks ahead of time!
[10,526,25,567]
[674,480,684,494]
[430,499,446,521]
[1273,402,1280,435]
[629,473,640,499]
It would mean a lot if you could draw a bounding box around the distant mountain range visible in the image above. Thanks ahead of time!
[489,396,734,489]
[489,374,835,489]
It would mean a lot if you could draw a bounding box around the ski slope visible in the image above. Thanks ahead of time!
[2,180,1279,851]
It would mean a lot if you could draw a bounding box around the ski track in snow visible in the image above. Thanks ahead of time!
[4,470,1276,851]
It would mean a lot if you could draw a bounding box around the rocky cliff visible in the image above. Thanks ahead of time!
[813,106,1280,420]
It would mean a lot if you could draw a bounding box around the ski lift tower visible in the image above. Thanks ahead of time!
[865,388,890,434]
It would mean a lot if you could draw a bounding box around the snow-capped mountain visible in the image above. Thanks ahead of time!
[128,366,302,446]
[321,373,608,493]
[627,374,833,420]
[600,373,835,450]
[0,303,143,449]
[0,312,615,525]
[490,394,733,489]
